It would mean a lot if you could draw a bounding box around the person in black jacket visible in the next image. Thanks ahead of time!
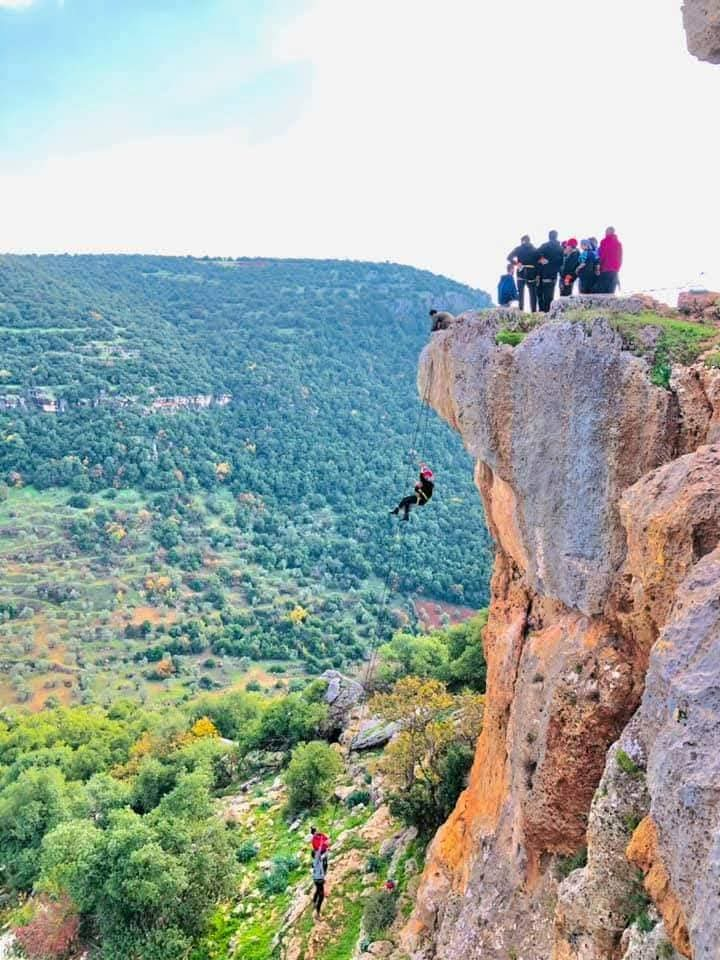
[536,230,564,312]
[560,238,581,296]
[390,466,434,521]
[507,235,538,313]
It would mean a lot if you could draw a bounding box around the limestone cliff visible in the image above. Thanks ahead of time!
[683,0,720,63]
[400,302,720,960]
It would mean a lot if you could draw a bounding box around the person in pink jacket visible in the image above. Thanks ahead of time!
[598,227,623,294]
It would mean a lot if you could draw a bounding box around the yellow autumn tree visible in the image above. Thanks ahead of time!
[288,605,309,624]
[215,461,231,480]
[190,716,219,739]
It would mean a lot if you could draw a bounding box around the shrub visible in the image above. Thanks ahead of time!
[284,741,342,814]
[365,853,388,874]
[616,749,641,776]
[362,888,396,940]
[260,854,300,894]
[495,329,525,347]
[67,494,91,509]
[346,789,371,808]
[14,895,80,960]
[555,846,588,880]
[236,840,259,864]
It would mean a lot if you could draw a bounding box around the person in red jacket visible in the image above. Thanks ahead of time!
[598,227,623,294]
[310,826,330,870]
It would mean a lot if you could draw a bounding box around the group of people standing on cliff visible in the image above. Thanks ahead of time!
[498,227,623,312]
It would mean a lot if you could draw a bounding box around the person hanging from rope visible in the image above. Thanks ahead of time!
[390,465,434,521]
[311,849,326,917]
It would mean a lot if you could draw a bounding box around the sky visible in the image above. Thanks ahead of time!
[1,0,718,302]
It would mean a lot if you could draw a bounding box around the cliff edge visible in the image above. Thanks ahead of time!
[683,0,720,63]
[400,300,720,960]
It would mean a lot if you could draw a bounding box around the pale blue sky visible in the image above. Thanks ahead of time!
[1,0,308,162]
[1,0,719,300]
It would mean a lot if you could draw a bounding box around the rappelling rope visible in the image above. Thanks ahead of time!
[362,360,435,691]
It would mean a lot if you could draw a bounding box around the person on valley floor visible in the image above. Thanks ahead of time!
[507,234,538,313]
[310,826,330,871]
[390,465,434,521]
[560,238,581,296]
[535,230,564,312]
[498,263,519,306]
[429,308,455,332]
[577,238,599,293]
[598,226,623,293]
[312,850,326,917]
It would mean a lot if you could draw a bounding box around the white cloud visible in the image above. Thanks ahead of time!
[1,0,719,302]
[0,0,35,8]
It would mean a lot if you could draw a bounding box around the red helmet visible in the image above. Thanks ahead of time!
[420,466,433,480]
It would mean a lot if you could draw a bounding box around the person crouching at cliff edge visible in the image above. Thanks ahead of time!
[429,309,455,332]
[390,466,434,521]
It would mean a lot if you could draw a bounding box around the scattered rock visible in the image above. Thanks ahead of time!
[350,718,398,751]
[683,0,720,63]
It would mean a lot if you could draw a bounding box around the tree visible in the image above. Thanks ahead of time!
[284,741,342,814]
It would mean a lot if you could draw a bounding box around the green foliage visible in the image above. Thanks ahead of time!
[623,870,655,932]
[657,940,675,959]
[0,254,493,633]
[236,840,259,864]
[555,846,588,880]
[601,311,719,389]
[388,742,474,837]
[616,749,642,776]
[346,789,371,808]
[495,329,525,347]
[377,611,488,692]
[284,740,342,814]
[704,351,720,369]
[362,888,397,940]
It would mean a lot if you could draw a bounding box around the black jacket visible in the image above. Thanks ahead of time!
[508,242,538,276]
[415,476,434,504]
[561,249,581,280]
[536,240,564,280]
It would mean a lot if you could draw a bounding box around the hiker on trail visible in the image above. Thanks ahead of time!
[577,239,599,294]
[560,239,581,296]
[536,230,564,312]
[498,263,519,307]
[429,309,455,332]
[310,826,330,871]
[507,234,538,313]
[598,226,623,294]
[390,465,434,522]
[312,850,326,917]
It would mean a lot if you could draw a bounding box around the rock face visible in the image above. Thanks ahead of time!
[683,0,720,63]
[400,304,720,960]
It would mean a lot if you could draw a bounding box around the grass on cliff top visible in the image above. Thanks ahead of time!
[556,308,719,388]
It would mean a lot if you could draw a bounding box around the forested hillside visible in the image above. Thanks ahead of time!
[0,256,493,708]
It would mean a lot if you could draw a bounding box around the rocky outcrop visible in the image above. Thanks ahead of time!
[683,0,720,63]
[401,303,720,960]
[320,670,364,737]
[678,290,720,324]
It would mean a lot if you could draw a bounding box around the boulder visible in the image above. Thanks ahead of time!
[321,670,365,735]
[350,718,399,752]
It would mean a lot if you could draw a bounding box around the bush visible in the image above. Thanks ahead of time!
[236,840,259,864]
[67,494,91,509]
[346,789,371,808]
[284,741,342,814]
[362,888,396,940]
[260,854,300,894]
[555,846,588,880]
[495,329,525,347]
[616,749,641,776]
[14,895,80,960]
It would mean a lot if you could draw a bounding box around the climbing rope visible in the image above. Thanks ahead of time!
[362,361,435,690]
